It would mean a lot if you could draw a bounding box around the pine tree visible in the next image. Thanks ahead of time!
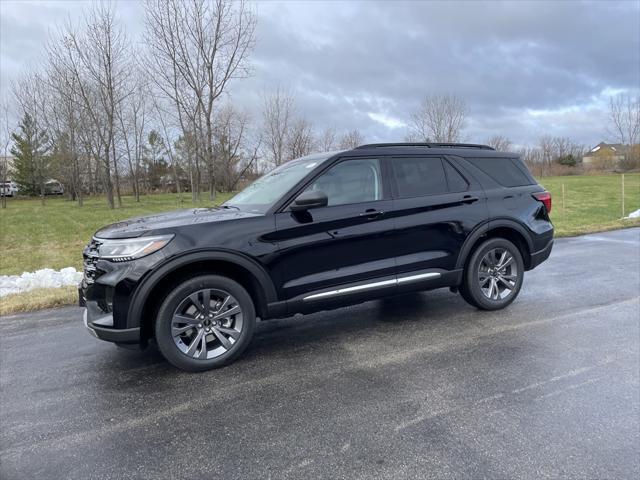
[10,113,50,196]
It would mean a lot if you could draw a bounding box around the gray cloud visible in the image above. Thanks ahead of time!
[2,0,639,147]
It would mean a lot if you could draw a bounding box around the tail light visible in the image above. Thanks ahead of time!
[532,191,552,213]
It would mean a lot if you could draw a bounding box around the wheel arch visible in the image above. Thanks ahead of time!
[127,250,277,340]
[456,219,534,272]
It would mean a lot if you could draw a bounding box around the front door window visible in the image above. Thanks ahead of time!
[302,158,383,207]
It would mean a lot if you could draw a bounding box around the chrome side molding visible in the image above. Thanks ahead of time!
[303,272,441,301]
[303,279,397,301]
[397,272,441,284]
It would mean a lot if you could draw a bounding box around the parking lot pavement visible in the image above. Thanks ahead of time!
[1,228,639,479]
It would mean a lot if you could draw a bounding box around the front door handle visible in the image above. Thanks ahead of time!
[359,209,384,220]
[462,195,479,204]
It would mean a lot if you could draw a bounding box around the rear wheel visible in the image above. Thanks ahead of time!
[460,238,524,310]
[155,275,255,372]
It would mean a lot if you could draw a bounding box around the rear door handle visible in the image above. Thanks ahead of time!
[359,209,385,219]
[462,195,479,204]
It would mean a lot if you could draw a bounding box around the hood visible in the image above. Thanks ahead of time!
[94,207,260,239]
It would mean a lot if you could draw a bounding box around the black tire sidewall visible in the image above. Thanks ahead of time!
[155,275,256,372]
[458,280,479,308]
[464,238,524,310]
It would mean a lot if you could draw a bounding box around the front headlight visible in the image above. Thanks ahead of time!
[96,235,174,262]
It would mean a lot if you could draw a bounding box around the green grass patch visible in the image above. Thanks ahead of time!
[538,173,640,237]
[0,192,234,275]
[0,174,639,279]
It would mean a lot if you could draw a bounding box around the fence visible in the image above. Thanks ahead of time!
[538,173,640,236]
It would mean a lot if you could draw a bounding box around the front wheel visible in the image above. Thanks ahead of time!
[459,238,524,310]
[155,275,256,372]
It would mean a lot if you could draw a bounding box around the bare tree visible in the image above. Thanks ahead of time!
[537,135,554,177]
[0,101,11,208]
[486,135,512,151]
[552,137,584,162]
[117,76,148,201]
[409,94,467,143]
[262,87,294,166]
[531,135,585,175]
[338,129,365,149]
[213,104,251,191]
[608,93,640,146]
[174,131,200,200]
[287,117,315,159]
[48,4,132,208]
[519,145,543,177]
[75,104,101,196]
[44,50,87,205]
[144,0,256,200]
[318,126,336,151]
[153,98,183,199]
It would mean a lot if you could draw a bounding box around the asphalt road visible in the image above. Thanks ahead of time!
[1,228,639,480]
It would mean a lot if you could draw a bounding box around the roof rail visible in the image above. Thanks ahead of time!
[355,142,495,151]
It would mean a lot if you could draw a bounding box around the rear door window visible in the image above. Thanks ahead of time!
[393,157,448,198]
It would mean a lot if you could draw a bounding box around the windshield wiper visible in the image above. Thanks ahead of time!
[221,204,240,211]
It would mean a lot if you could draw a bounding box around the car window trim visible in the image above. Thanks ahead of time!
[442,158,470,193]
[273,155,389,213]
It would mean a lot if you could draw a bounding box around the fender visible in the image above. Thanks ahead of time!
[126,249,278,328]
[455,218,534,269]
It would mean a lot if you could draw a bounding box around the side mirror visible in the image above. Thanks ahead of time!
[290,190,328,212]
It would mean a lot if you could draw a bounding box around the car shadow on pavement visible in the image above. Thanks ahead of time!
[243,291,464,360]
[102,291,468,383]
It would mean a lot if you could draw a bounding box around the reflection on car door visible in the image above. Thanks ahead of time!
[389,156,488,290]
[271,158,396,303]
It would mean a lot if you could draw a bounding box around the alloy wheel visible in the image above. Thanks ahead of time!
[171,288,244,359]
[478,248,518,301]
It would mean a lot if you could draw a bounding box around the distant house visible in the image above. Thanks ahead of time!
[582,142,630,166]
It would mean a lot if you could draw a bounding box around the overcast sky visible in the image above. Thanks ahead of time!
[1,0,639,147]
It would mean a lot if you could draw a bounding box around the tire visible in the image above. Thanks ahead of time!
[155,275,256,372]
[460,238,524,311]
[458,280,480,308]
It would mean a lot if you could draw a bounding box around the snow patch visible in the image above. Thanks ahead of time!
[0,268,83,297]
[625,208,640,219]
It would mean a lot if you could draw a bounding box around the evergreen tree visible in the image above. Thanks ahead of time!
[557,154,577,167]
[10,113,50,196]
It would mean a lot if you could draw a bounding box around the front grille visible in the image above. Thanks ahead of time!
[83,238,102,284]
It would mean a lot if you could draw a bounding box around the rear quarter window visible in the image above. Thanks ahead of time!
[469,157,534,187]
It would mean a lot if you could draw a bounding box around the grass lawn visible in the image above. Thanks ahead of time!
[539,173,640,237]
[0,286,78,316]
[0,174,639,314]
[0,192,234,276]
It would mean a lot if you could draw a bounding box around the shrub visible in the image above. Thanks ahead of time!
[557,154,577,167]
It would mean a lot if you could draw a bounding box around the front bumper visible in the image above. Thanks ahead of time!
[81,289,140,344]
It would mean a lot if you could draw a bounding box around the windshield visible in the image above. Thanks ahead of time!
[225,152,336,213]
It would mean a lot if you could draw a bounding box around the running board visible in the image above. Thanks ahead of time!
[303,272,441,301]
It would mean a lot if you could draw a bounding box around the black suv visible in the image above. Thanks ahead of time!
[80,143,553,371]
